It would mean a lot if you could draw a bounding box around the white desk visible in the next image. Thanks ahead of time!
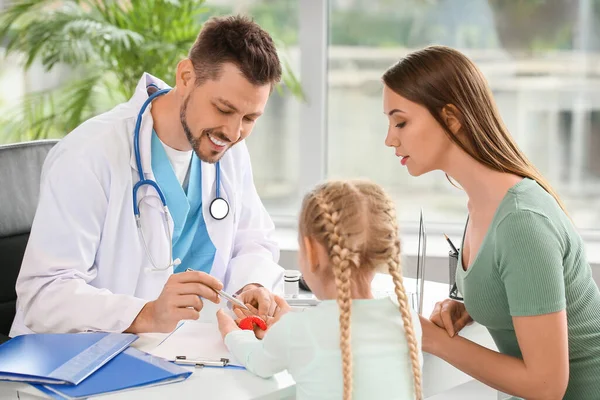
[0,276,497,399]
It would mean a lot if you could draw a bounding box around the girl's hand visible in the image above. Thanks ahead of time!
[216,309,240,339]
[233,295,291,339]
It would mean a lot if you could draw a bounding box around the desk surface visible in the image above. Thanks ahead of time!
[0,276,496,399]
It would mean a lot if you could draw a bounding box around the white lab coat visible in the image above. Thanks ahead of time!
[10,73,284,336]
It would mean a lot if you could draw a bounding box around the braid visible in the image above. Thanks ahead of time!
[317,198,354,400]
[335,257,353,400]
[300,181,422,400]
[386,200,422,400]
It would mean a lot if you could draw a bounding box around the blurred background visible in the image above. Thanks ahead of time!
[2,4,597,396]
[1,0,599,235]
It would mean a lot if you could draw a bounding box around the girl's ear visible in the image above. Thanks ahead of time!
[303,236,318,274]
[303,236,329,274]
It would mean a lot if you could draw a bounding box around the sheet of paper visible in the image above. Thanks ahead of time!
[149,320,243,367]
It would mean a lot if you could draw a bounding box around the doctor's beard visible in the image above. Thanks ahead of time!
[180,97,229,164]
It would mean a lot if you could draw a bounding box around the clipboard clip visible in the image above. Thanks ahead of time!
[174,356,230,368]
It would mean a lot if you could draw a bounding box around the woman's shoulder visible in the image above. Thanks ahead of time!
[494,178,576,241]
[498,179,557,216]
[490,180,587,269]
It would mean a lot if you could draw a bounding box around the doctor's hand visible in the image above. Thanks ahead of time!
[126,271,223,333]
[429,298,472,338]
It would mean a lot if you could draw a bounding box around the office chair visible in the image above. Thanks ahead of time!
[0,140,58,336]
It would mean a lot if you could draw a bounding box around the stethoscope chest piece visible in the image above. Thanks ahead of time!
[210,197,229,220]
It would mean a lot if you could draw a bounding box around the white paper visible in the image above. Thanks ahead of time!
[149,320,242,367]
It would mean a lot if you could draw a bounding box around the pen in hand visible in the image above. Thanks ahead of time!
[185,268,249,311]
[215,289,250,311]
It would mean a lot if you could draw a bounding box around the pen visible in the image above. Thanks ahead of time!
[216,288,249,311]
[185,268,249,310]
[443,233,459,255]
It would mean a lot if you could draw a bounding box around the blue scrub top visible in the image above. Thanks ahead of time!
[151,131,216,273]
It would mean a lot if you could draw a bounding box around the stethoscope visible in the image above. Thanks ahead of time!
[133,85,230,271]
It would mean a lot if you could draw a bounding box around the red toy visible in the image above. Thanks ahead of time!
[238,316,268,331]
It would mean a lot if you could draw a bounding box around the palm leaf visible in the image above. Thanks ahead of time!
[0,0,304,143]
[0,72,103,142]
[3,1,144,71]
[279,52,304,101]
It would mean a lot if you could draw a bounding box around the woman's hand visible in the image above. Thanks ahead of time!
[430,299,473,337]
[420,314,452,355]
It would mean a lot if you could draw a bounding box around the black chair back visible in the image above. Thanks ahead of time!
[0,140,58,336]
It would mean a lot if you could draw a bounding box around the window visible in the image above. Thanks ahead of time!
[1,0,599,234]
[204,0,304,218]
[327,0,600,230]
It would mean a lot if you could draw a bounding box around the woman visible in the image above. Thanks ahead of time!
[381,45,600,400]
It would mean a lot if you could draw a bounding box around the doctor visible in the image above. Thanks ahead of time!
[10,15,285,336]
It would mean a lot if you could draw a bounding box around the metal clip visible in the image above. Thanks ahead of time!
[174,356,230,368]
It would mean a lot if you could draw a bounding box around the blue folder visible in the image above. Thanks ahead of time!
[34,347,193,399]
[0,333,137,385]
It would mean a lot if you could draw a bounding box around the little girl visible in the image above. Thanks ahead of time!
[216,180,423,400]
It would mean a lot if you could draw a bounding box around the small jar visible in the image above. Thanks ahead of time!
[284,270,302,297]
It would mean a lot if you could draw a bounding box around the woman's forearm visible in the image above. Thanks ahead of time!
[432,334,565,400]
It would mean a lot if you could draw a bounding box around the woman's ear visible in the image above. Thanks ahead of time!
[441,104,462,135]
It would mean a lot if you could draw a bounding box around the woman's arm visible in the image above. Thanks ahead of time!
[424,209,571,399]
[423,309,569,400]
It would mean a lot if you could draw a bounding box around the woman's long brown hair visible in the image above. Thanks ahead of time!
[382,45,567,212]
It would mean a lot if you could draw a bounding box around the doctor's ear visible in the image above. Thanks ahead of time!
[175,59,196,91]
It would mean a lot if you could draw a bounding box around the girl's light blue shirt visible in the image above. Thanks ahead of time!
[225,296,423,400]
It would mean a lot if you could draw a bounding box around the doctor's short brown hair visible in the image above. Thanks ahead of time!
[188,15,282,88]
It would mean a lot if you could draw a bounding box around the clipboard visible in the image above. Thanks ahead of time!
[149,320,244,369]
[173,356,243,369]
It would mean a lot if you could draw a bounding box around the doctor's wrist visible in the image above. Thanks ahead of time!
[126,301,155,334]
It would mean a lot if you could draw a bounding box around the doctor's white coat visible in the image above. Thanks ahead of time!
[10,73,284,336]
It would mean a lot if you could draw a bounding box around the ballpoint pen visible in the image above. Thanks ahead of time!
[215,288,250,311]
[185,268,249,310]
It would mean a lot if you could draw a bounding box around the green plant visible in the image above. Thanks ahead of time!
[0,0,302,143]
